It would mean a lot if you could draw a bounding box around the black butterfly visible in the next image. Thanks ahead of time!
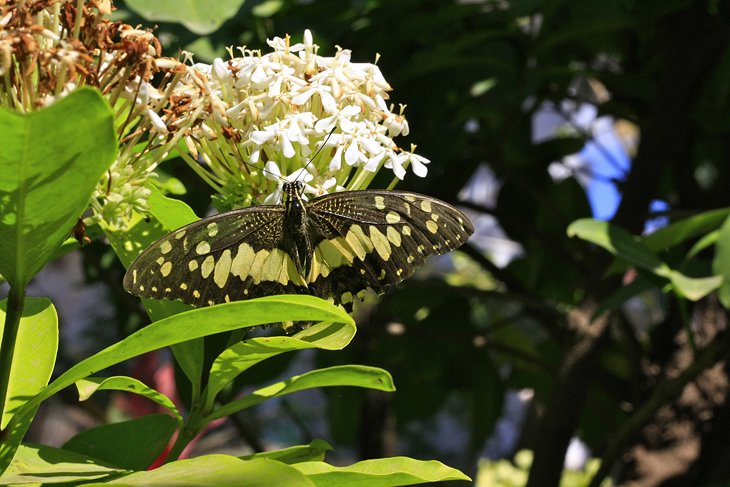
[123,182,473,308]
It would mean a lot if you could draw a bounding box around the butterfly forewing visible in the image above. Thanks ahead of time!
[123,205,308,307]
[124,187,474,308]
[305,190,474,305]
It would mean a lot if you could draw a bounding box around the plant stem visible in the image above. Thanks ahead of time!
[0,286,26,431]
[165,414,204,463]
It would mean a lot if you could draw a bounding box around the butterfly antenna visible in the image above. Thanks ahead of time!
[296,127,337,183]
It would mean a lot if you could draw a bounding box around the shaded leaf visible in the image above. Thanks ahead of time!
[63,414,177,471]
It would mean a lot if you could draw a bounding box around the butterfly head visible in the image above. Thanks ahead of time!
[283,180,306,213]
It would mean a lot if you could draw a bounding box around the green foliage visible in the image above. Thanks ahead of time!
[63,414,178,471]
[0,298,57,430]
[125,0,246,35]
[0,88,116,288]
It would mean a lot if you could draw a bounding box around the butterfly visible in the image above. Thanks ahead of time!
[123,181,473,308]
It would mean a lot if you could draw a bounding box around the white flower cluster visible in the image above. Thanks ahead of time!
[172,29,429,207]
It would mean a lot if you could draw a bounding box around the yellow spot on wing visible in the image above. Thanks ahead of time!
[369,226,392,260]
[160,240,173,254]
[426,220,439,234]
[231,243,256,279]
[207,222,218,237]
[386,226,402,246]
[262,249,284,284]
[386,211,400,223]
[201,255,215,278]
[420,200,432,212]
[174,230,186,239]
[374,196,386,210]
[249,249,270,284]
[188,260,199,272]
[345,224,373,261]
[196,241,211,255]
[214,249,232,288]
[160,261,173,277]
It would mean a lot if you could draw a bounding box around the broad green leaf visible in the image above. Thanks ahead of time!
[63,414,177,471]
[241,440,333,465]
[84,455,314,486]
[0,298,57,429]
[567,219,665,273]
[713,215,730,308]
[146,184,200,230]
[0,443,127,484]
[205,321,356,408]
[125,0,246,35]
[568,219,722,300]
[292,457,471,486]
[643,208,730,252]
[666,270,723,302]
[0,88,116,288]
[208,365,394,422]
[0,296,353,474]
[76,376,182,423]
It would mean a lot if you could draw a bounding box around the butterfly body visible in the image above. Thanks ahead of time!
[124,183,473,308]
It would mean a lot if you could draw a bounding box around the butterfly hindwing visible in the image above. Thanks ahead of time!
[305,190,474,304]
[123,205,308,307]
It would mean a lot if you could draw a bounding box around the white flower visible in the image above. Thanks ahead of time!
[263,161,315,204]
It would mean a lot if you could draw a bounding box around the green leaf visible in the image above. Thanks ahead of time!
[0,88,116,287]
[208,365,394,422]
[146,184,200,230]
[241,440,333,464]
[666,271,723,302]
[0,298,57,429]
[643,208,730,252]
[0,443,127,484]
[63,414,177,471]
[292,457,471,486]
[76,376,182,423]
[713,215,730,308]
[84,455,315,486]
[0,296,353,474]
[568,219,722,300]
[204,321,356,408]
[124,0,247,35]
[567,219,665,273]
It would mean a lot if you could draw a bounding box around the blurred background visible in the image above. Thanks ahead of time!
[6,1,730,485]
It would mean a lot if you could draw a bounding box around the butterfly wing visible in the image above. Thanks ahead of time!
[305,190,474,305]
[123,205,308,307]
